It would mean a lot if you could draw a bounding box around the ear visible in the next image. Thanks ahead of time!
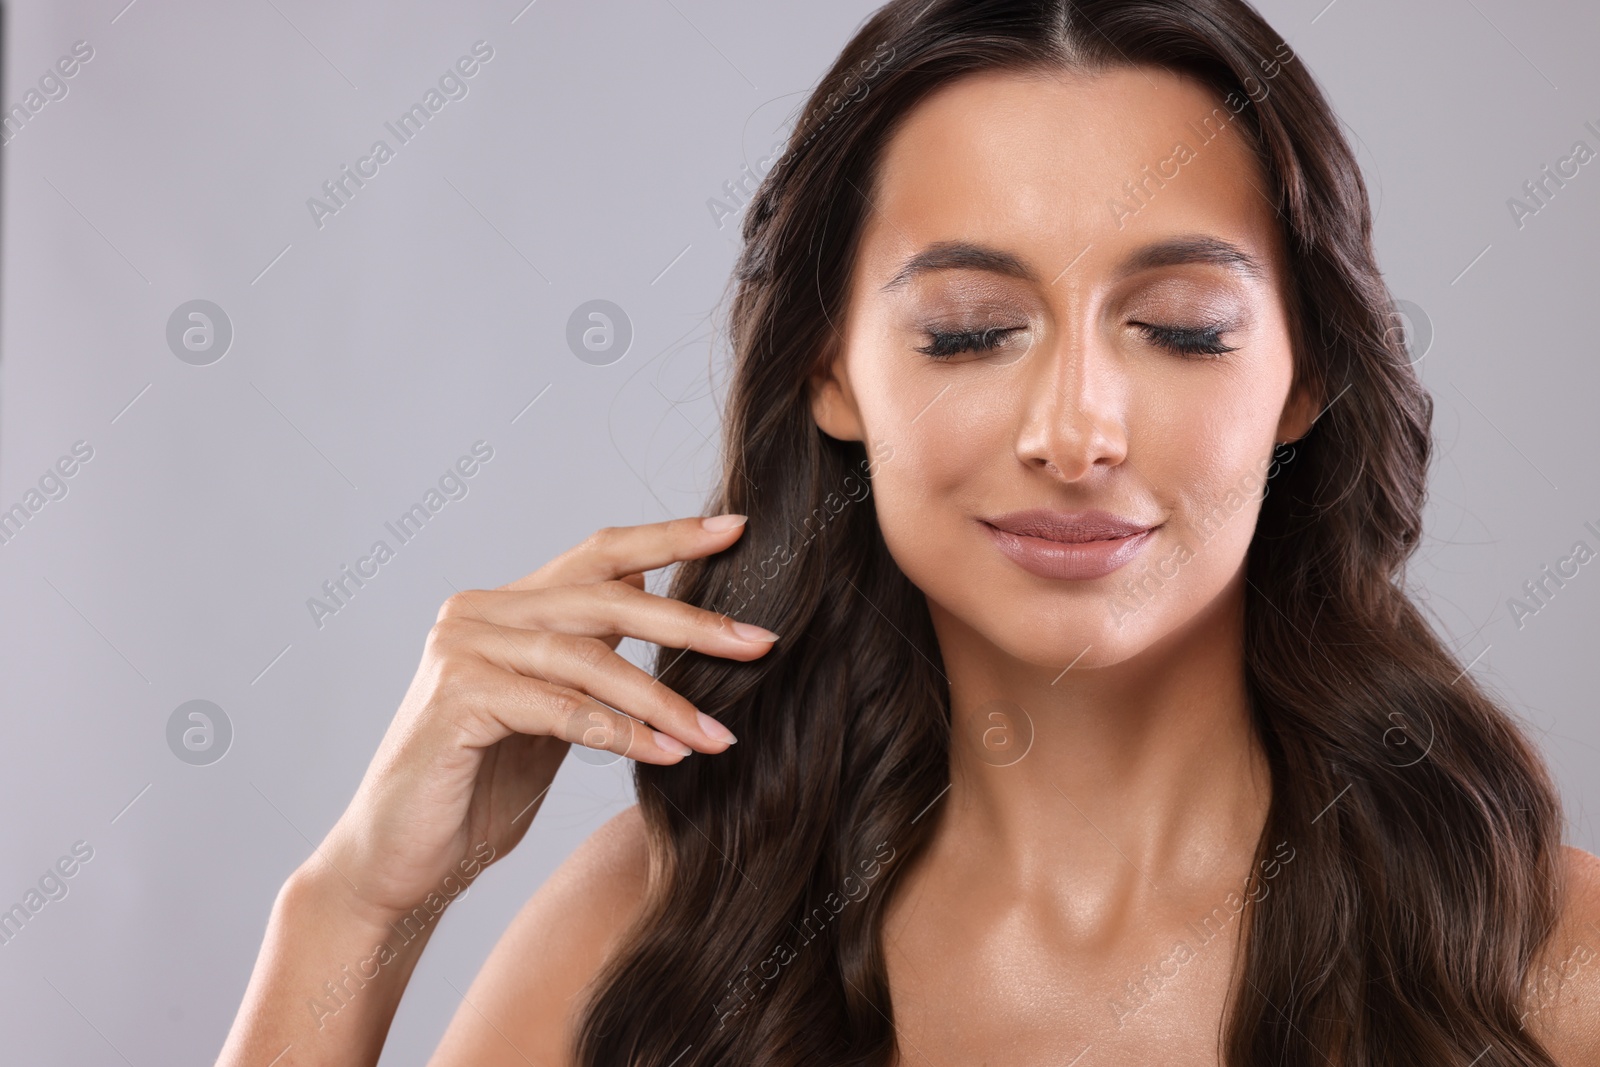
[808,346,866,443]
[1275,371,1321,445]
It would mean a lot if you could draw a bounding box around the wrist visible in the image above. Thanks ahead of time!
[218,854,427,1067]
[285,850,411,941]
[279,857,442,1004]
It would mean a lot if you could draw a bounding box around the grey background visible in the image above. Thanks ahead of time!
[0,0,1594,1062]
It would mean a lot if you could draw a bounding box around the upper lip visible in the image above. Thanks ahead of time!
[982,508,1157,544]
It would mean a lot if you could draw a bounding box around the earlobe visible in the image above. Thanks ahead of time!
[1276,376,1322,445]
[808,359,866,444]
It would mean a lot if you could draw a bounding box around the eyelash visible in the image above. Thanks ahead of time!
[913,322,1237,360]
[1131,321,1238,358]
[914,325,1023,359]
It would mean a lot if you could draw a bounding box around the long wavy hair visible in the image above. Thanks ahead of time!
[574,1,1567,1063]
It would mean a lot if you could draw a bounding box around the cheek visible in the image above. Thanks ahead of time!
[853,348,1019,493]
[855,365,1022,593]
[1131,339,1287,489]
[1156,401,1272,531]
[867,391,1001,549]
[1114,360,1287,612]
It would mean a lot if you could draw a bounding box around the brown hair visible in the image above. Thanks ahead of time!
[574,1,1567,1063]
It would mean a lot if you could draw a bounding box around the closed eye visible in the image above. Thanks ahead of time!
[1131,321,1237,358]
[915,325,1026,360]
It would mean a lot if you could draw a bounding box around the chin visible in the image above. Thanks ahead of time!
[922,582,1147,679]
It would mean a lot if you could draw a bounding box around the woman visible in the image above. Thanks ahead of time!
[218,0,1600,1064]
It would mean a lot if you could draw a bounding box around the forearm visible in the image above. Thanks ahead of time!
[216,853,442,1067]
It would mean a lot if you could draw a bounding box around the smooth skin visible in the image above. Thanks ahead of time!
[214,514,774,1066]
[217,66,1600,1067]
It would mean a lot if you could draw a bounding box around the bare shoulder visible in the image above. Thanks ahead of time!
[427,804,653,1067]
[1525,845,1600,1064]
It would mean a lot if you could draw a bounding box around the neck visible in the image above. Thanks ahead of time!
[925,570,1270,913]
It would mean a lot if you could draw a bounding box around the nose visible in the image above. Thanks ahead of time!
[1014,332,1128,482]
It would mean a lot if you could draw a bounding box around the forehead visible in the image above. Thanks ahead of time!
[860,65,1283,288]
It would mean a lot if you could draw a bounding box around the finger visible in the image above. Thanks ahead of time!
[555,696,690,764]
[435,582,779,659]
[443,659,694,766]
[502,514,750,592]
[439,617,736,751]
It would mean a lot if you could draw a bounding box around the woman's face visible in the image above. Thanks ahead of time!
[811,65,1316,671]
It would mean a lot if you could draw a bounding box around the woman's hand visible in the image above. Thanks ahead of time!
[313,512,776,929]
[216,513,774,1067]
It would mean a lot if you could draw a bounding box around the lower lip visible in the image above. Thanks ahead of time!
[981,522,1156,581]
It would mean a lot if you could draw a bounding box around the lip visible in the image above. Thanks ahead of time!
[980,508,1159,581]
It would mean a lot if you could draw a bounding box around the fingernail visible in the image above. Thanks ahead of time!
[702,513,748,532]
[696,711,738,745]
[731,621,779,643]
[652,730,693,757]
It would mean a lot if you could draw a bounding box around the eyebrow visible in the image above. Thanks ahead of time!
[1115,235,1267,282]
[879,234,1267,291]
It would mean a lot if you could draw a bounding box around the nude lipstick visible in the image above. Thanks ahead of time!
[980,508,1158,581]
